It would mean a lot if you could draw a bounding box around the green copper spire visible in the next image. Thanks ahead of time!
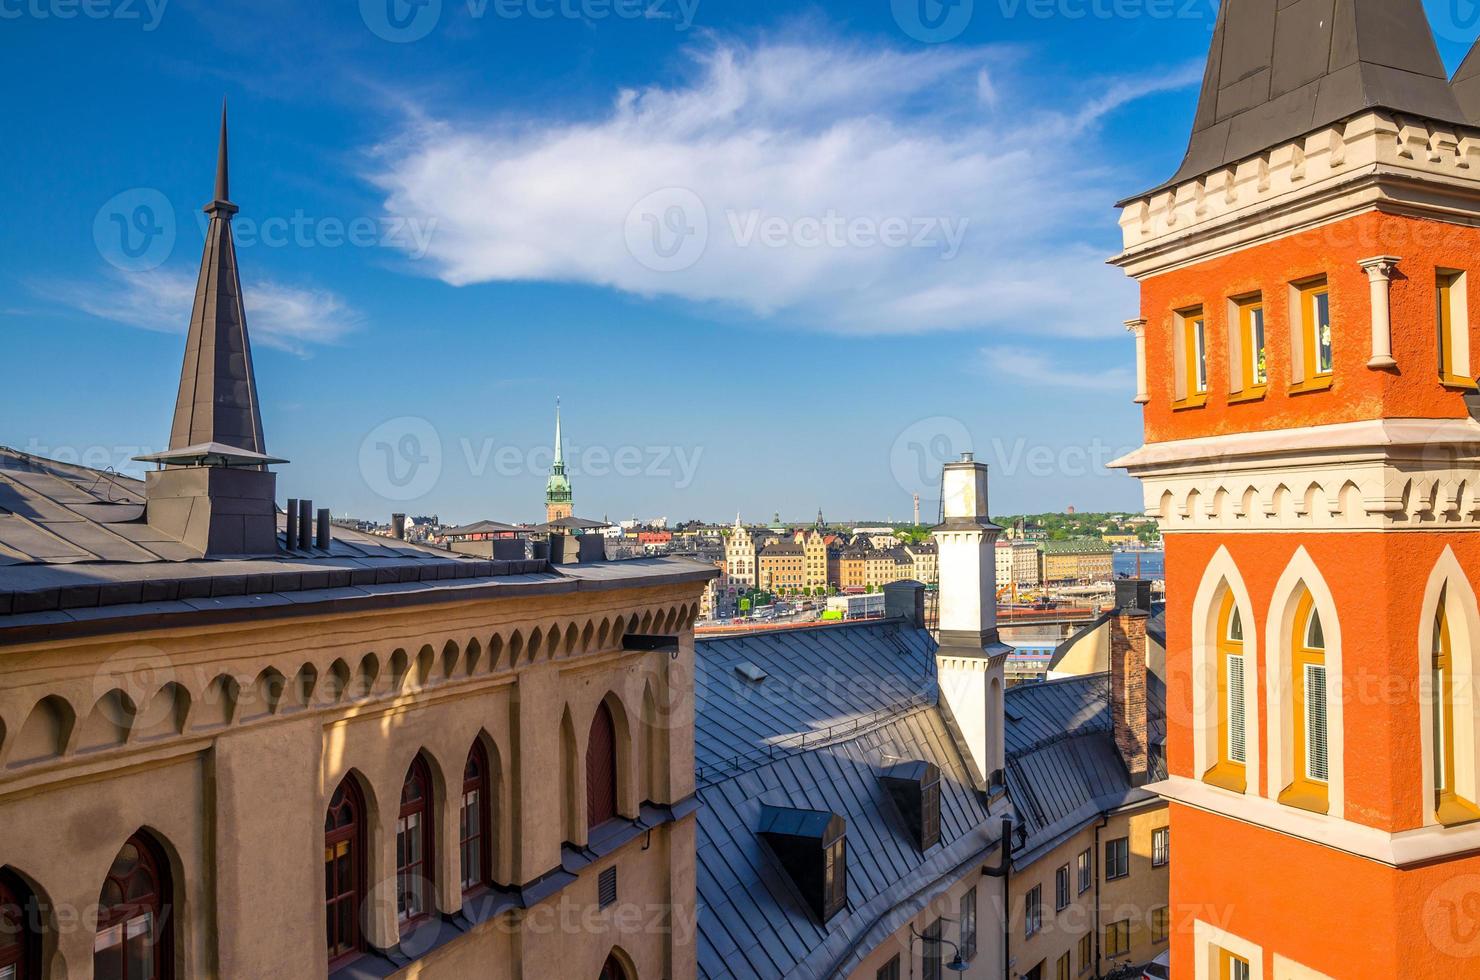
[545,397,573,520]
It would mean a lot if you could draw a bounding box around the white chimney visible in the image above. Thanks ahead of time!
[932,453,1010,789]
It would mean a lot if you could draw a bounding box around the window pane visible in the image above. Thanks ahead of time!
[1306,664,1329,782]
[1250,307,1266,384]
[1435,661,1448,792]
[125,913,153,980]
[1194,319,1208,392]
[1306,608,1325,650]
[1227,654,1246,764]
[1313,291,1332,374]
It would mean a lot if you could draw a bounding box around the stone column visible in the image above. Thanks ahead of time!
[1359,256,1401,369]
[1126,318,1150,404]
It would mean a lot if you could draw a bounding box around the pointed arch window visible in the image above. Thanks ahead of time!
[1204,592,1248,793]
[325,777,365,966]
[0,870,37,980]
[1432,593,1480,825]
[397,757,435,927]
[587,702,618,829]
[1280,590,1330,814]
[460,743,491,891]
[94,833,172,980]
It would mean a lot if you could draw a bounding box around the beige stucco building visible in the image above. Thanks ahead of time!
[0,120,714,980]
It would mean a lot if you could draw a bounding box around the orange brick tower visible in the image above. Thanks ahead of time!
[1113,3,1480,976]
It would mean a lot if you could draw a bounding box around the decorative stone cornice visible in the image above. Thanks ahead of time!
[1113,112,1480,279]
[1111,418,1480,533]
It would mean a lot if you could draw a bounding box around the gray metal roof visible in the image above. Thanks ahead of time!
[1147,0,1468,196]
[0,448,714,637]
[1003,675,1167,869]
[694,621,1003,980]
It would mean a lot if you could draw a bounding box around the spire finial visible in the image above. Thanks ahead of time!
[553,397,564,465]
[215,98,231,205]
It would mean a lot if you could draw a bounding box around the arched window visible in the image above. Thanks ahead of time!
[0,870,37,980]
[1280,590,1329,813]
[460,744,491,892]
[1205,593,1248,793]
[1432,594,1480,825]
[587,702,618,829]
[325,777,365,966]
[397,757,434,927]
[94,833,172,980]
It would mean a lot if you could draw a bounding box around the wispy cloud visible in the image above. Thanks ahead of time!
[981,344,1133,391]
[368,37,1197,338]
[38,268,359,356]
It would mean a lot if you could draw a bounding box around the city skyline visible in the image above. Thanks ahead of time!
[5,2,1479,526]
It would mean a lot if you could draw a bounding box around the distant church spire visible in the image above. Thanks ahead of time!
[545,397,573,523]
[167,99,266,455]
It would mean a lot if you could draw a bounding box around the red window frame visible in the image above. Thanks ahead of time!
[460,744,491,892]
[325,777,366,967]
[397,756,435,928]
[587,702,618,829]
[94,833,172,980]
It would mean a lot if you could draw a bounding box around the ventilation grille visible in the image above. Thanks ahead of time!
[598,866,618,909]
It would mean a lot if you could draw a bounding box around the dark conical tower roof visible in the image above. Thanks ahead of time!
[1451,41,1480,124]
[167,101,266,456]
[1155,0,1466,192]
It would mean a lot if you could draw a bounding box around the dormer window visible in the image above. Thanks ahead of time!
[881,760,941,850]
[758,806,848,922]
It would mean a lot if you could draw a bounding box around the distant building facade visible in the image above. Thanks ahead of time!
[1041,539,1113,583]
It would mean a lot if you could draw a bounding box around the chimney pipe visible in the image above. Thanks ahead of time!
[392,513,407,540]
[316,508,331,550]
[285,498,299,550]
[298,499,313,550]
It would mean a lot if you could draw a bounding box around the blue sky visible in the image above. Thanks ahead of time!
[3,1,1477,525]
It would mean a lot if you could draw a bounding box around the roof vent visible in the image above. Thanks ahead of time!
[880,760,941,851]
[757,805,848,923]
[734,661,768,683]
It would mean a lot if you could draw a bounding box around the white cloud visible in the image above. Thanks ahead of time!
[981,344,1133,391]
[43,268,358,356]
[369,37,1197,337]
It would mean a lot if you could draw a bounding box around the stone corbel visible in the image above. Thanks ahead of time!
[1125,318,1150,404]
[1359,256,1402,370]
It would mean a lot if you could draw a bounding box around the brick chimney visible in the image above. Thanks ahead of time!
[1110,579,1151,786]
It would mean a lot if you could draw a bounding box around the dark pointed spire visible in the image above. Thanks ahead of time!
[166,102,265,455]
[1152,0,1465,193]
[214,99,230,205]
